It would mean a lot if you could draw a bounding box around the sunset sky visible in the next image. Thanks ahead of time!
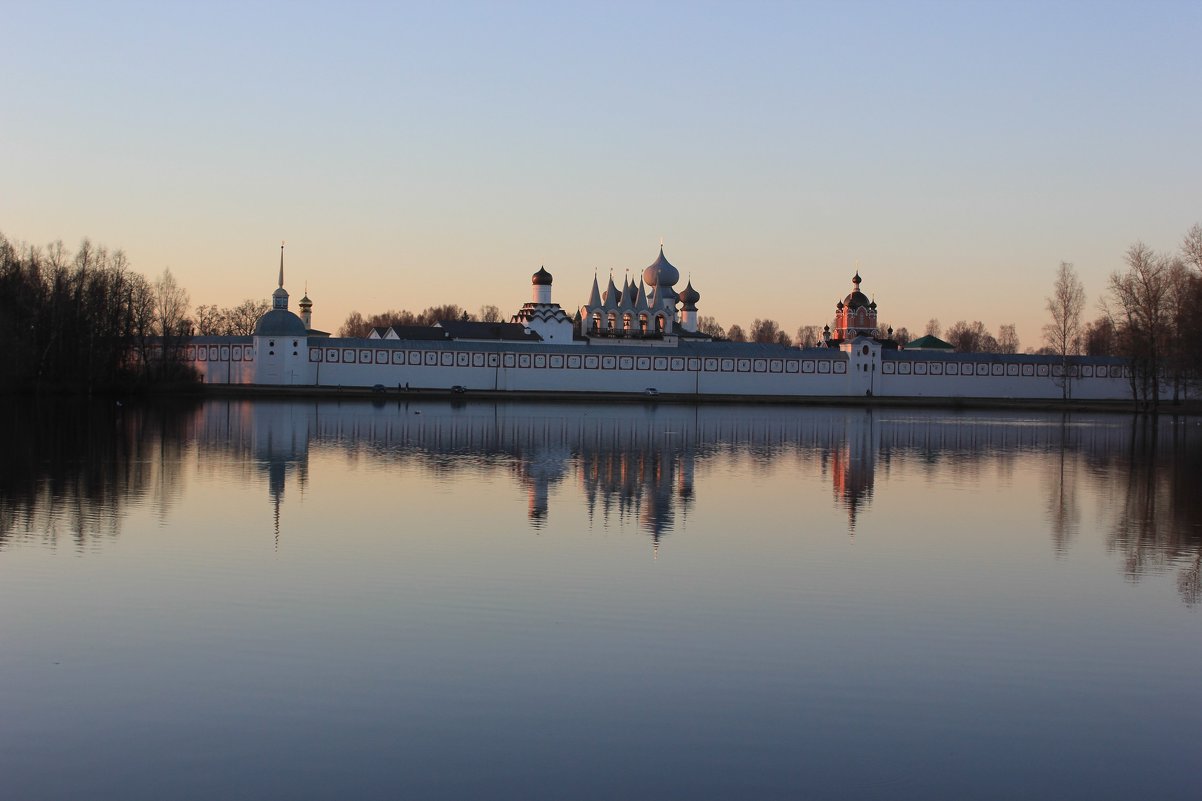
[3,0,1199,346]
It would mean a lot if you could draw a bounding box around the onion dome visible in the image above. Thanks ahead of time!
[679,280,700,309]
[532,266,553,286]
[843,272,870,309]
[299,293,312,309]
[642,245,680,288]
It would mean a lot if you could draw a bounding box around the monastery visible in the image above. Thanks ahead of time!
[179,245,1131,402]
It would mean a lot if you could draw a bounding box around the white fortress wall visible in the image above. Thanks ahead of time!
[183,336,1136,400]
[872,351,1129,400]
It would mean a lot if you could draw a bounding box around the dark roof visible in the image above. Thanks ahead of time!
[435,320,542,342]
[842,291,871,309]
[254,309,308,337]
[386,326,451,341]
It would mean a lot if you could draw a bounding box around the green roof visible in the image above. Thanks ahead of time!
[905,334,955,350]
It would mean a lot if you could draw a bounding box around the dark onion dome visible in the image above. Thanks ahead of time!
[843,271,870,309]
[679,280,700,309]
[843,290,871,308]
[532,266,553,286]
[254,308,308,337]
[642,245,680,288]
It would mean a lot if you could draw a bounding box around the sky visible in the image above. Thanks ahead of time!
[3,0,1200,346]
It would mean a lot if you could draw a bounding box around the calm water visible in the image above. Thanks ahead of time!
[1,399,1199,801]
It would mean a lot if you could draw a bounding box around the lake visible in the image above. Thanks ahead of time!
[1,398,1199,801]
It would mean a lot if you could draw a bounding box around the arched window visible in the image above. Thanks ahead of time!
[607,312,617,330]
[623,313,633,332]
[639,314,648,334]
[656,315,666,333]
[592,313,602,332]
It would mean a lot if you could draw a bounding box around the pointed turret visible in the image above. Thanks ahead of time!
[634,281,650,313]
[602,274,620,310]
[586,274,602,308]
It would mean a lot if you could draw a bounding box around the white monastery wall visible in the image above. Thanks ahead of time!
[185,337,1134,401]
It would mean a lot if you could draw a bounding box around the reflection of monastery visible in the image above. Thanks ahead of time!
[191,401,1163,553]
[183,245,1131,401]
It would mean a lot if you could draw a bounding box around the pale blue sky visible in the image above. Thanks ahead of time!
[3,0,1199,344]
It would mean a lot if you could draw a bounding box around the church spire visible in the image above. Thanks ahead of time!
[272,241,290,310]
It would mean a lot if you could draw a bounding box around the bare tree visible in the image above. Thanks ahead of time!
[795,324,821,348]
[876,323,911,345]
[225,299,271,335]
[1107,242,1172,406]
[1043,262,1086,399]
[750,318,787,344]
[1044,261,1085,355]
[698,316,726,339]
[997,324,1019,354]
[339,311,371,338]
[727,323,746,342]
[925,318,941,337]
[1182,222,1202,273]
[1081,315,1117,356]
[194,304,223,335]
[478,304,502,323]
[945,320,998,352]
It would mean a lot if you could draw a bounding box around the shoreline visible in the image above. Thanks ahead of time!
[194,383,1202,416]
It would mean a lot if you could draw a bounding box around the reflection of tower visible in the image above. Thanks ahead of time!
[831,410,877,532]
[252,402,311,548]
[514,444,570,528]
[578,425,691,557]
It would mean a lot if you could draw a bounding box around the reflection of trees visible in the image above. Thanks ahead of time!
[0,399,200,549]
[1046,415,1080,555]
[6,399,1201,604]
[1100,417,1202,605]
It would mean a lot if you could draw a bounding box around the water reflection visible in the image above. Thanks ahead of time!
[2,399,1200,603]
[0,399,198,550]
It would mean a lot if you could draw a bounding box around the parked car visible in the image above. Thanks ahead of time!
[644,387,659,397]
[451,385,467,394]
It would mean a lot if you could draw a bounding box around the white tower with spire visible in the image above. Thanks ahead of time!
[252,242,312,385]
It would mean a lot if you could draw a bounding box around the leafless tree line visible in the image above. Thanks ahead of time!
[193,299,272,336]
[0,233,200,392]
[1042,224,1202,405]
